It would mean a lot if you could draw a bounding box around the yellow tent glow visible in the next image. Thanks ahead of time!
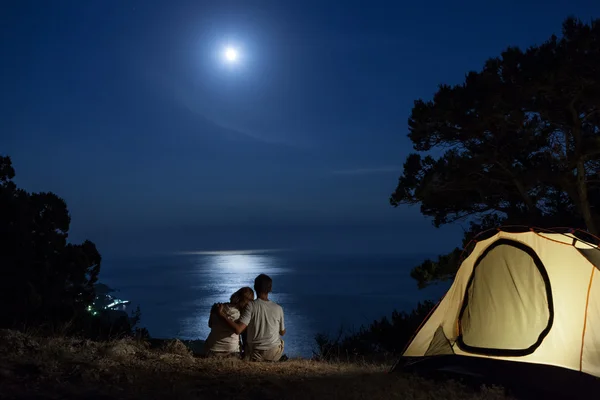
[402,228,600,378]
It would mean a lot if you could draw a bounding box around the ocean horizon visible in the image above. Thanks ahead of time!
[100,248,448,357]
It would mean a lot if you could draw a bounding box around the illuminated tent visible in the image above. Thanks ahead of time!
[400,228,600,379]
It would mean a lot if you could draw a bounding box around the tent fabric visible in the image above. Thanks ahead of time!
[424,325,454,356]
[403,230,600,378]
[458,240,552,355]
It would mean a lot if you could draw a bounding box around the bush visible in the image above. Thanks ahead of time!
[79,303,149,341]
[313,301,436,362]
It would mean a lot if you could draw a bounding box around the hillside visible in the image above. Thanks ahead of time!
[0,330,513,399]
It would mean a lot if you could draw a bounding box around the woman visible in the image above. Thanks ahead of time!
[204,287,254,358]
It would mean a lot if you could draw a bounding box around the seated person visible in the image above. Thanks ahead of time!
[217,274,286,362]
[204,286,254,357]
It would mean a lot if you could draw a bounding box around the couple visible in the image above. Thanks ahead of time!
[204,273,286,362]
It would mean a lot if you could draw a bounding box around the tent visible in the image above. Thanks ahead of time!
[398,227,600,380]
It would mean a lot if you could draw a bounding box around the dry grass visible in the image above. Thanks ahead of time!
[0,330,515,399]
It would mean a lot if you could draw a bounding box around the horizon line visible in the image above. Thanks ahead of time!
[174,248,292,256]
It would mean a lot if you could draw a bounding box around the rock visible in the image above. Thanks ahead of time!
[162,339,192,358]
[103,341,137,358]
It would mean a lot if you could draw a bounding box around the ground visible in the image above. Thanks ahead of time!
[0,330,514,400]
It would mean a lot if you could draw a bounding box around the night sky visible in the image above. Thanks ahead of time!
[2,1,599,257]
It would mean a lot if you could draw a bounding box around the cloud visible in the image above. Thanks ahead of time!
[142,65,311,148]
[330,166,401,176]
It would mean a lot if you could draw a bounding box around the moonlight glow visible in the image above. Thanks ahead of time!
[224,47,239,63]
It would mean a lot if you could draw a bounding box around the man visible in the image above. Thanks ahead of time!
[217,273,286,361]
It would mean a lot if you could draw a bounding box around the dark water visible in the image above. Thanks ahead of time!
[100,250,447,357]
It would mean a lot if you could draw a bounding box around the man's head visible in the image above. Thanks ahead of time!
[254,274,273,295]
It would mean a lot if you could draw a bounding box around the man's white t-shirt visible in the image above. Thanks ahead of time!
[239,298,285,351]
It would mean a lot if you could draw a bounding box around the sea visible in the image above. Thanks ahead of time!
[99,250,448,358]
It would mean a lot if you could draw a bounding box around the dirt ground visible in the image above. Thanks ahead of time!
[0,330,514,400]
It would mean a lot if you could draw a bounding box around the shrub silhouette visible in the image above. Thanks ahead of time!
[314,301,435,361]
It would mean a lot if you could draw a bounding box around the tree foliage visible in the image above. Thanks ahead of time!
[0,155,101,330]
[391,17,600,288]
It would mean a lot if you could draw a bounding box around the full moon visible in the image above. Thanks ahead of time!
[224,47,239,63]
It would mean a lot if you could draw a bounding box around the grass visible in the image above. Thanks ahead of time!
[0,329,515,399]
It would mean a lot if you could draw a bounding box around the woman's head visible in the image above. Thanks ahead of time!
[230,287,254,310]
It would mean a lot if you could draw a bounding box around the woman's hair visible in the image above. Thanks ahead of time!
[229,287,254,310]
